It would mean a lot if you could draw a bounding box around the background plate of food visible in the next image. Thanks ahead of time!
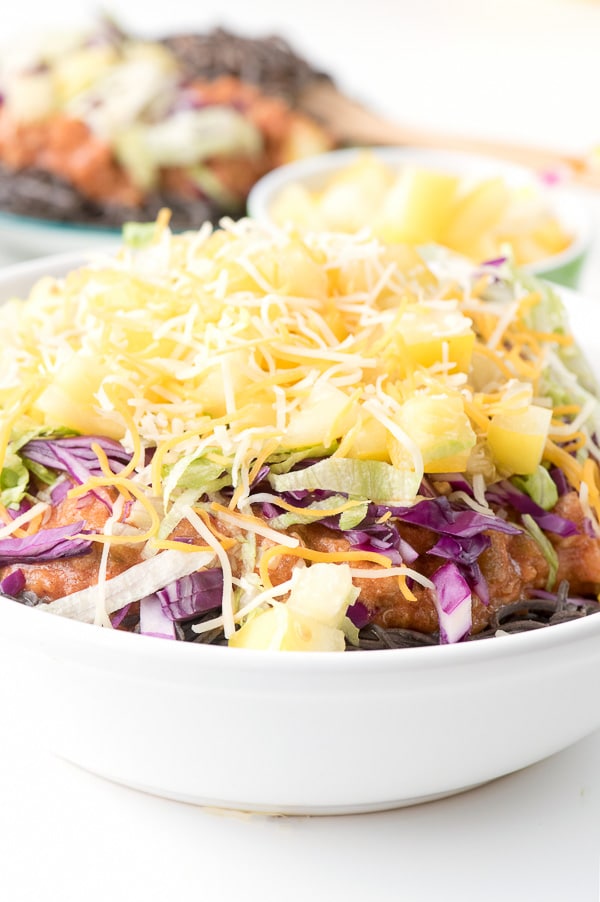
[0,20,335,261]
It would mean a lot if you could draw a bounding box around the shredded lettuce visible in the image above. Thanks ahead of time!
[172,456,230,493]
[122,221,157,249]
[522,513,558,591]
[267,443,338,475]
[511,467,558,512]
[0,424,77,507]
[266,495,367,531]
[0,449,30,508]
[269,458,421,504]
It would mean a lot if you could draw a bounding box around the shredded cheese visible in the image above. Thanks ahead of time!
[0,501,49,539]
[259,545,393,590]
[180,505,235,638]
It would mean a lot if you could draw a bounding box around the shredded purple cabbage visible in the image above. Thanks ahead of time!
[549,466,570,497]
[486,480,577,537]
[155,567,224,622]
[0,521,93,564]
[346,600,371,629]
[377,495,521,538]
[22,436,131,483]
[431,562,472,644]
[110,603,132,629]
[429,533,491,566]
[139,594,176,640]
[0,568,25,596]
[323,513,417,564]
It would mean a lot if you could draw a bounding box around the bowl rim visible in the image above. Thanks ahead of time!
[3,589,600,676]
[247,145,592,276]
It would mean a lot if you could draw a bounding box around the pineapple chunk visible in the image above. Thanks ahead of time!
[229,563,357,651]
[376,166,460,244]
[34,354,123,438]
[345,413,390,461]
[287,562,358,628]
[390,393,476,473]
[194,349,251,418]
[256,240,329,300]
[487,405,552,474]
[443,178,510,259]
[270,184,321,230]
[229,605,346,652]
[282,383,357,450]
[395,304,475,374]
[317,153,395,232]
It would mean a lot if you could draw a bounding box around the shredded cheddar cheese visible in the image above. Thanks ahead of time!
[259,544,393,591]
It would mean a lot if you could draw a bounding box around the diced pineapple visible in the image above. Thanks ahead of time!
[389,393,476,473]
[34,354,123,438]
[194,349,251,418]
[281,383,358,450]
[229,604,346,652]
[442,178,510,259]
[333,243,436,302]
[324,152,395,195]
[229,562,357,651]
[270,184,321,230]
[531,218,571,256]
[287,562,358,628]
[345,413,390,461]
[317,153,395,232]
[255,240,329,301]
[395,304,475,373]
[375,166,460,244]
[487,405,552,474]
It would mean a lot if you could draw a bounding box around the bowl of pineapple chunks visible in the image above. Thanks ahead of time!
[248,146,591,288]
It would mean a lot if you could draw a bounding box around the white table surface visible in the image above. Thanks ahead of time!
[2,2,600,900]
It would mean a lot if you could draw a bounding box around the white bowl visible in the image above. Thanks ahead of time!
[247,146,592,289]
[1,252,600,815]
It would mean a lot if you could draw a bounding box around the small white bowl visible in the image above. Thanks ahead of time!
[248,147,592,289]
[1,253,600,815]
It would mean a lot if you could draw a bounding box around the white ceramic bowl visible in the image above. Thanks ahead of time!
[1,253,600,815]
[247,146,592,289]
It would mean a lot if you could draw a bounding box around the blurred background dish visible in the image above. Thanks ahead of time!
[248,146,592,288]
[0,18,336,253]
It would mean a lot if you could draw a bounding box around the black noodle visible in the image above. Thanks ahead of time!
[161,28,331,102]
[348,580,600,650]
[4,580,599,650]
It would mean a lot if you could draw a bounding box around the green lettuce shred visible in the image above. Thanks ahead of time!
[267,496,368,531]
[512,467,558,511]
[268,458,421,503]
[522,513,558,591]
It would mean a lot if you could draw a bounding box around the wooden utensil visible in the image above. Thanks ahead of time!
[299,80,600,190]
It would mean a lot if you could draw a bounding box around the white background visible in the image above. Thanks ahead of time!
[2,1,600,900]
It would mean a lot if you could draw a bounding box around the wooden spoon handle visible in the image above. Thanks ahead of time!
[300,81,600,189]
